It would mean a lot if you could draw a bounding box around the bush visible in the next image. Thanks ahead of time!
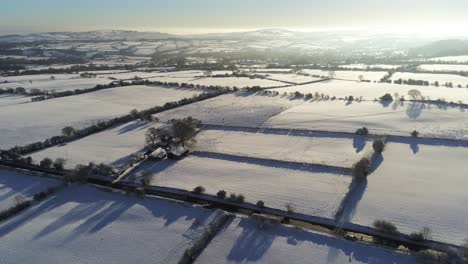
[373,220,398,234]
[256,200,265,208]
[53,158,66,171]
[229,193,245,203]
[372,139,385,153]
[39,157,53,169]
[410,227,432,241]
[411,130,419,138]
[352,157,371,181]
[380,93,394,101]
[192,186,206,194]
[355,127,369,135]
[216,190,227,199]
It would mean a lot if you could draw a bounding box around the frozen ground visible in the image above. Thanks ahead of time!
[0,75,113,92]
[429,55,468,63]
[196,216,416,264]
[0,94,31,107]
[270,79,468,102]
[195,129,372,167]
[0,184,214,264]
[154,93,303,127]
[263,100,468,139]
[30,120,164,169]
[339,64,401,70]
[350,142,468,245]
[417,64,468,73]
[132,156,351,218]
[0,169,61,212]
[300,70,388,82]
[391,72,468,87]
[263,73,323,84]
[0,86,202,149]
[185,77,284,88]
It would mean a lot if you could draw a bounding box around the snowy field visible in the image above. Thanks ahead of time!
[350,142,468,245]
[185,77,284,88]
[0,86,203,149]
[0,94,31,107]
[0,184,215,264]
[391,72,468,87]
[339,64,401,70]
[417,64,468,72]
[195,129,372,167]
[270,79,468,102]
[300,69,388,82]
[264,100,468,139]
[196,216,416,264]
[132,156,351,218]
[0,75,113,92]
[0,169,60,212]
[263,73,323,84]
[30,121,163,169]
[429,55,468,63]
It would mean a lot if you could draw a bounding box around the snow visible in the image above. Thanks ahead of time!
[0,184,214,264]
[0,169,61,212]
[185,77,284,88]
[196,217,416,264]
[339,64,401,70]
[132,156,351,218]
[0,86,203,149]
[391,72,468,87]
[154,93,303,127]
[429,55,468,63]
[270,79,468,103]
[195,129,372,168]
[0,94,31,107]
[350,142,468,245]
[300,70,388,82]
[30,121,164,170]
[263,74,323,84]
[418,64,468,72]
[264,100,468,139]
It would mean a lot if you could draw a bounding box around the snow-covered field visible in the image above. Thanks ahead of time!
[417,64,468,72]
[0,169,60,212]
[0,94,31,107]
[429,55,468,63]
[270,79,468,102]
[30,120,163,169]
[154,93,303,127]
[132,156,351,218]
[300,70,388,82]
[391,72,468,87]
[264,100,468,139]
[185,77,284,88]
[196,216,416,264]
[339,64,401,70]
[350,142,468,245]
[0,184,215,264]
[195,129,372,167]
[263,73,323,84]
[0,86,202,149]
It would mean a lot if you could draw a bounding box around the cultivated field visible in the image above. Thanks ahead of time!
[264,100,468,139]
[131,156,351,218]
[0,85,203,149]
[350,142,468,245]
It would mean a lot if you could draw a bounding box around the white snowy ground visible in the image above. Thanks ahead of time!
[391,72,468,87]
[195,129,372,167]
[300,70,388,82]
[185,77,284,88]
[0,184,214,264]
[154,93,304,127]
[262,73,323,84]
[350,142,468,245]
[0,169,61,212]
[0,76,113,92]
[196,217,416,264]
[0,86,202,149]
[339,64,401,70]
[263,100,468,139]
[270,79,468,103]
[429,55,468,63]
[30,121,163,169]
[132,156,351,218]
[0,94,31,107]
[417,64,468,73]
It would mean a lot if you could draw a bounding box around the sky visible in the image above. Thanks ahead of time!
[1,0,468,36]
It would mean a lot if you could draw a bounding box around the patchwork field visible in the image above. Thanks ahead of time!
[263,100,468,139]
[0,86,203,149]
[0,169,61,212]
[270,79,468,102]
[350,142,468,245]
[185,77,284,88]
[195,129,372,167]
[30,120,163,169]
[131,156,351,218]
[261,73,323,84]
[0,184,214,264]
[154,93,303,127]
[391,72,468,87]
[196,216,416,264]
[300,70,388,82]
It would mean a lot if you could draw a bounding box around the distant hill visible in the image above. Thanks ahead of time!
[409,39,468,57]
